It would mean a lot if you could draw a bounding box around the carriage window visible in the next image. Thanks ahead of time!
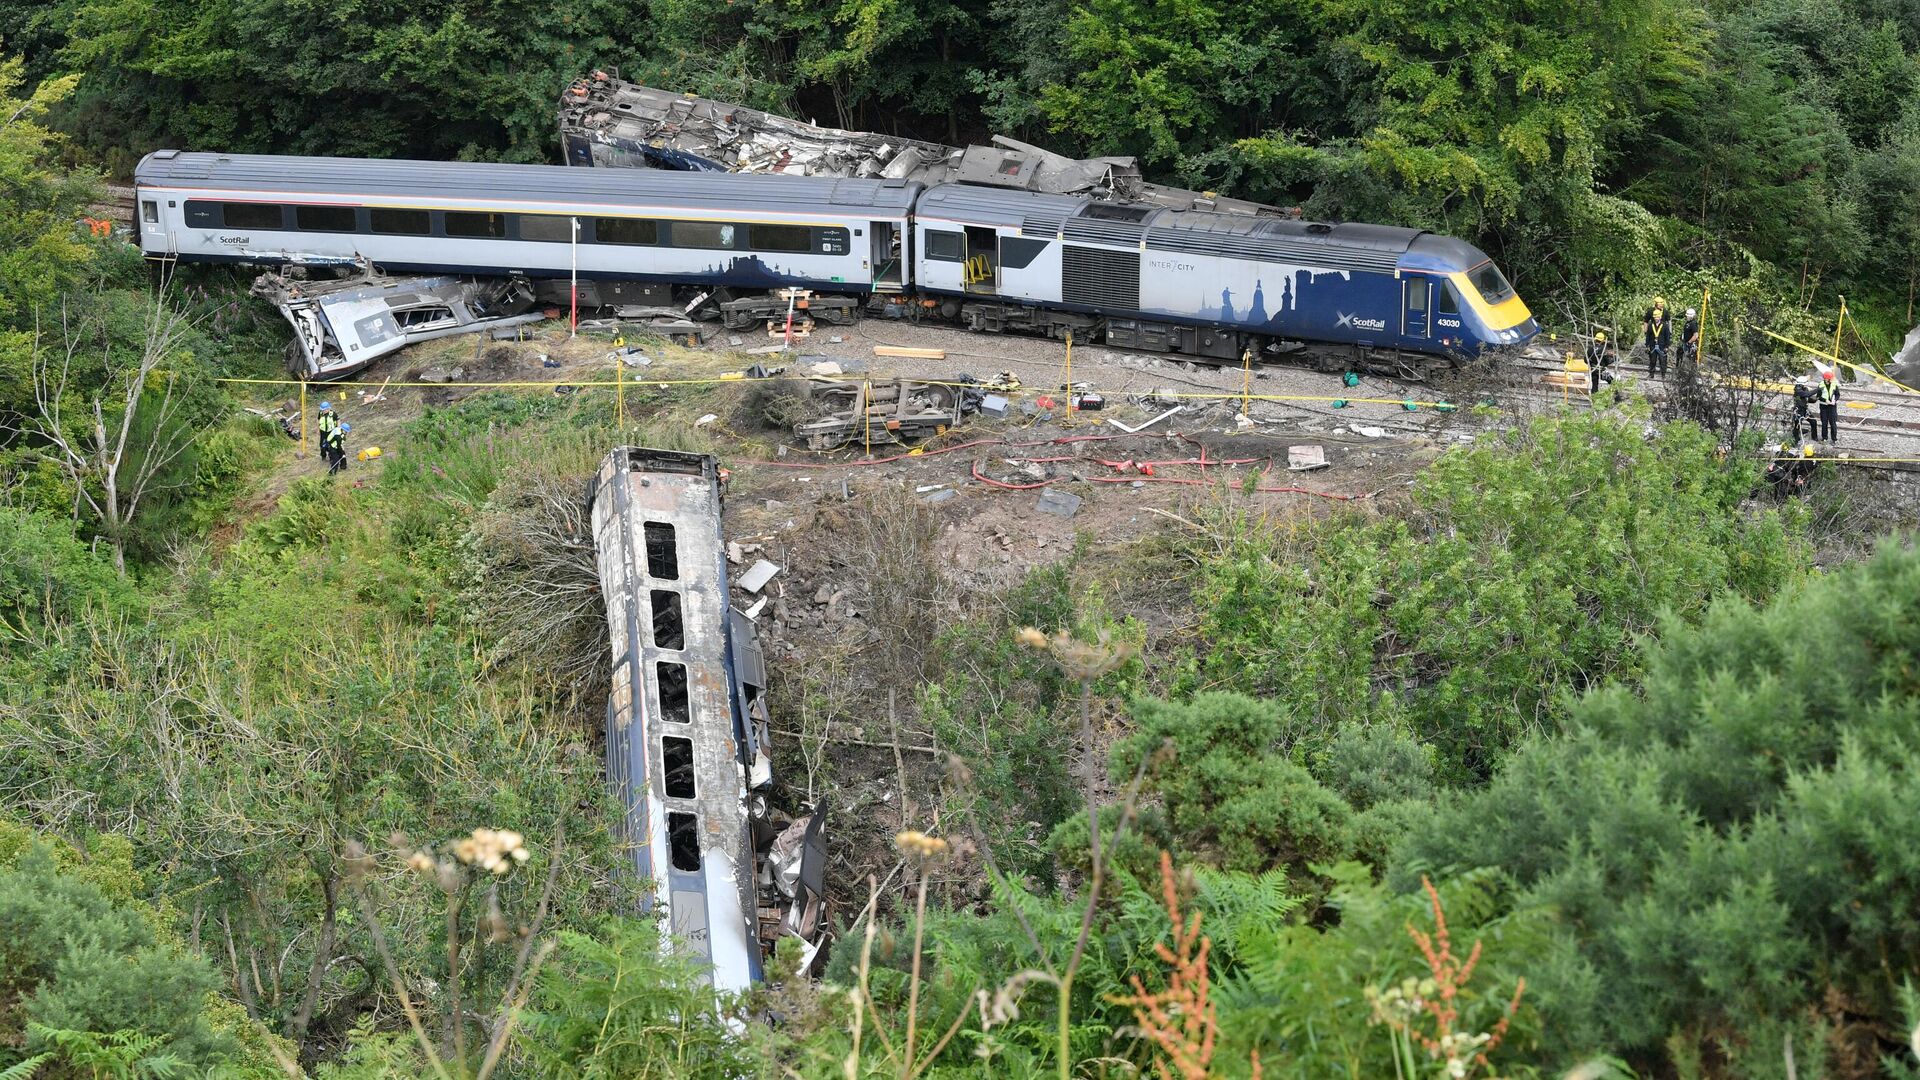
[662,736,696,798]
[296,205,358,232]
[650,589,684,650]
[925,230,963,261]
[1468,261,1514,304]
[667,811,701,871]
[141,201,158,224]
[749,223,813,253]
[595,217,657,245]
[656,661,690,723]
[183,201,219,228]
[369,208,430,235]
[444,211,506,238]
[642,521,679,580]
[519,215,576,242]
[671,222,735,249]
[222,202,285,229]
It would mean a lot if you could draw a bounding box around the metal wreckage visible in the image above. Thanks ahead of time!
[556,72,1294,218]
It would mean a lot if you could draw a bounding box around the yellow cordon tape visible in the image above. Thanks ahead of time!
[1749,325,1920,396]
[213,375,1458,409]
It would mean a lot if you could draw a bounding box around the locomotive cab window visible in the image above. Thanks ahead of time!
[296,205,357,232]
[369,208,430,235]
[1437,284,1459,314]
[444,211,506,238]
[519,215,576,242]
[748,223,812,253]
[1468,262,1515,305]
[595,217,657,245]
[925,230,964,261]
[671,222,735,249]
[222,203,285,229]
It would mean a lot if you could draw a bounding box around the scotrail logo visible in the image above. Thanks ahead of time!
[1336,311,1387,332]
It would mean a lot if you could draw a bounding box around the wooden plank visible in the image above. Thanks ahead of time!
[873,346,947,359]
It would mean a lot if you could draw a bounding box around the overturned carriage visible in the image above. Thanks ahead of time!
[586,448,824,990]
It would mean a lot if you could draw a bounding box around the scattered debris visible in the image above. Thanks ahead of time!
[695,413,719,427]
[808,360,844,376]
[738,559,782,593]
[418,365,467,384]
[980,394,1010,418]
[1353,425,1389,438]
[874,346,947,360]
[1035,489,1083,518]
[744,596,769,620]
[1107,405,1185,434]
[1287,445,1329,471]
[923,488,959,505]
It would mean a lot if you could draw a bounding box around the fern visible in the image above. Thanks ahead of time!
[0,1055,52,1080]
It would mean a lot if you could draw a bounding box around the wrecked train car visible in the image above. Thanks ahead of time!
[587,448,824,990]
[558,73,1288,218]
[251,269,541,379]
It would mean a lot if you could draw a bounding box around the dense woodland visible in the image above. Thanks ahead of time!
[4,0,1920,1077]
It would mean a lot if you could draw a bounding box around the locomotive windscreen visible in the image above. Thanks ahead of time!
[1469,262,1515,305]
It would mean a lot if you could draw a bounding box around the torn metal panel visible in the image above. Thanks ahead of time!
[559,73,1294,218]
[253,268,539,380]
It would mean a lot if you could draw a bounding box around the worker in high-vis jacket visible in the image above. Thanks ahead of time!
[317,401,345,473]
[1817,369,1841,443]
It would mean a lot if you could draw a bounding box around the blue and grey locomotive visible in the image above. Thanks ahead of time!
[134,150,1538,372]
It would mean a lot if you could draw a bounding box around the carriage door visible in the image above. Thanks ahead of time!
[1402,277,1431,339]
[871,222,904,291]
[964,226,999,294]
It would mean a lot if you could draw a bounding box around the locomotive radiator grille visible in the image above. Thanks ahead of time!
[1062,244,1140,311]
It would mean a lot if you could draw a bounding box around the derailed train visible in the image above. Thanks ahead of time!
[134,150,1539,378]
[587,447,825,990]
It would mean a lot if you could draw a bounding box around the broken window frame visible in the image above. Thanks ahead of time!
[650,589,686,650]
[141,201,158,224]
[662,735,697,798]
[670,221,735,250]
[656,661,691,724]
[642,521,680,580]
[666,811,701,872]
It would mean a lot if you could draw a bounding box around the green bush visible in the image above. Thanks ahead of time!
[0,509,137,639]
[0,835,277,1076]
[1397,537,1920,1073]
[1184,409,1806,780]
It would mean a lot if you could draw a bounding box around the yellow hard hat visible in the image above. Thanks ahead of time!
[1594,331,1606,342]
[1802,444,1816,458]
[1653,296,1666,307]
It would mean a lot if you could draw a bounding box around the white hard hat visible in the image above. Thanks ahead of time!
[1685,308,1696,318]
